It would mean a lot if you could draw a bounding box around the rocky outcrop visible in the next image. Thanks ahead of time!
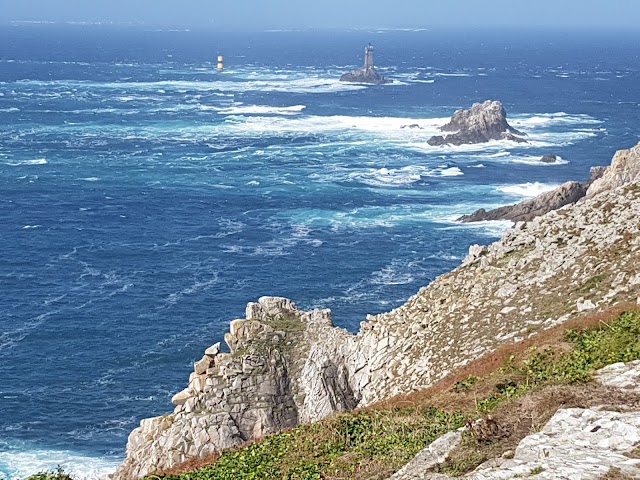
[587,141,640,198]
[114,145,640,479]
[540,154,558,163]
[458,181,587,223]
[459,142,640,224]
[428,101,526,146]
[392,361,640,480]
[340,68,391,84]
[113,297,358,479]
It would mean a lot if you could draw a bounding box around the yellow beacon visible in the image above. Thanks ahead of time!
[217,55,224,72]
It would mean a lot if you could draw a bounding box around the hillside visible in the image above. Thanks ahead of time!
[112,142,640,479]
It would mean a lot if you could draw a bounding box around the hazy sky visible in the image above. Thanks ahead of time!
[2,0,639,30]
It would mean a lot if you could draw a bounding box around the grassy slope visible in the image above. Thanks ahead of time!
[140,307,640,480]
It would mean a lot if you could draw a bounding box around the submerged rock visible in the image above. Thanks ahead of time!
[428,100,526,146]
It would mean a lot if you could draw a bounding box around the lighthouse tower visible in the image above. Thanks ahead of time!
[364,43,374,70]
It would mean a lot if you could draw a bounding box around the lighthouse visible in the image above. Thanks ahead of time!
[364,43,374,70]
[217,55,224,72]
[339,43,392,84]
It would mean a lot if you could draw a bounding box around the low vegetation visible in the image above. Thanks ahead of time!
[145,308,640,480]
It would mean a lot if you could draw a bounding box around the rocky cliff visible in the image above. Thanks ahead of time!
[113,143,640,479]
[428,101,526,146]
[459,141,640,223]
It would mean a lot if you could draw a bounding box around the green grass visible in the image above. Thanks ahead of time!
[147,310,640,480]
[24,467,73,480]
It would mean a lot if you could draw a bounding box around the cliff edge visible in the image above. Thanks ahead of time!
[113,143,640,479]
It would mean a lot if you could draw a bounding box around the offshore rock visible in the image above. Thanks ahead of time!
[458,181,587,223]
[340,43,392,84]
[428,100,526,146]
[114,145,640,478]
[540,153,558,163]
[340,68,392,84]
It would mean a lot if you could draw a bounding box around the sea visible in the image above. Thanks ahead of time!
[1,24,639,479]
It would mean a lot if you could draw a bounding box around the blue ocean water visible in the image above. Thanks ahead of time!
[1,25,639,478]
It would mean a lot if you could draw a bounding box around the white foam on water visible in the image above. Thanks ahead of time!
[218,104,306,115]
[433,72,472,77]
[439,219,512,238]
[4,159,47,166]
[0,448,119,480]
[24,75,367,95]
[499,182,560,199]
[349,166,422,187]
[511,155,569,165]
[0,108,19,112]
[80,177,100,182]
[370,259,425,286]
[224,114,448,141]
[510,112,602,129]
[439,166,464,177]
[21,225,42,229]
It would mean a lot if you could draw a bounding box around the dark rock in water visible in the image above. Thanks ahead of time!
[540,154,558,163]
[401,124,423,130]
[340,68,392,84]
[458,181,587,223]
[429,100,526,146]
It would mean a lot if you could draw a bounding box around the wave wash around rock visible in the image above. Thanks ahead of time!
[113,143,640,479]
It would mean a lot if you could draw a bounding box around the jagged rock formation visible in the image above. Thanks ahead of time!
[391,361,640,479]
[458,142,640,223]
[428,101,526,146]
[114,144,640,479]
[458,181,587,223]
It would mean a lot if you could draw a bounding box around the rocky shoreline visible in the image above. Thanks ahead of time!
[112,141,640,479]
[459,142,640,223]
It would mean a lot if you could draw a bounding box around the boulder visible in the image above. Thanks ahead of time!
[540,154,558,163]
[429,100,526,146]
